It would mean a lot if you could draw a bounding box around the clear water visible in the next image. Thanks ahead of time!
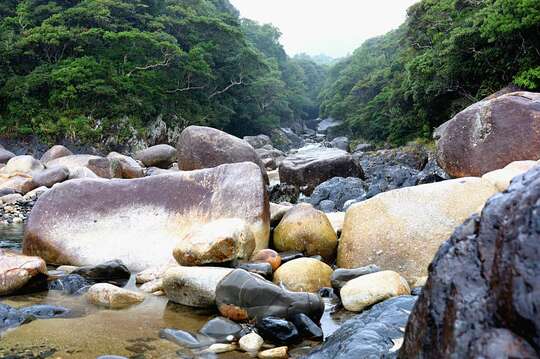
[0,224,349,358]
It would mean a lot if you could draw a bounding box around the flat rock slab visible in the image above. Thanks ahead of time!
[23,162,269,272]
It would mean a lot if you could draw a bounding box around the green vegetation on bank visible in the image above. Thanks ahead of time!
[0,0,326,143]
[319,0,540,145]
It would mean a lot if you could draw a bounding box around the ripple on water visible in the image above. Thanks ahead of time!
[0,223,24,251]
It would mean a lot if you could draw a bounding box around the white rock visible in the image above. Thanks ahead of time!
[239,332,264,353]
[86,283,145,309]
[257,346,288,358]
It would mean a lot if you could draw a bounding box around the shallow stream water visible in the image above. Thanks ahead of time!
[0,224,348,358]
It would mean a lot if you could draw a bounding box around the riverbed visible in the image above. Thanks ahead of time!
[0,224,348,358]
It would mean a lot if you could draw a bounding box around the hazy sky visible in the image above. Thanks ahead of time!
[229,0,419,58]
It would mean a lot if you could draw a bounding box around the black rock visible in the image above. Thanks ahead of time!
[72,260,130,283]
[199,316,243,340]
[415,157,450,184]
[256,316,301,345]
[399,166,540,358]
[307,177,367,212]
[304,296,416,359]
[330,265,381,290]
[410,287,422,296]
[290,313,323,341]
[279,251,304,264]
[237,262,273,279]
[318,287,335,298]
[216,269,324,322]
[49,274,90,295]
[159,328,215,349]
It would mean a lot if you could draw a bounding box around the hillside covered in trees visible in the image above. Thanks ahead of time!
[319,0,540,145]
[0,0,326,144]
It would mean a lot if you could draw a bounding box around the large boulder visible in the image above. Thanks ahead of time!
[162,266,233,308]
[270,128,304,151]
[215,269,324,322]
[435,91,540,177]
[305,296,417,359]
[0,175,37,194]
[273,203,337,260]
[46,154,100,177]
[2,155,44,175]
[23,162,270,272]
[177,126,268,182]
[172,218,256,266]
[337,177,498,280]
[31,166,69,188]
[86,158,123,179]
[134,144,176,169]
[107,152,144,179]
[399,166,540,358]
[482,160,538,192]
[243,134,272,149]
[0,249,48,296]
[279,147,363,195]
[40,145,73,164]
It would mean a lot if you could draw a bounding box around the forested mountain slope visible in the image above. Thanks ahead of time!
[0,0,325,145]
[319,0,540,145]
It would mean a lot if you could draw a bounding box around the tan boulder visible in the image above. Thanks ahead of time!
[340,270,410,312]
[86,158,123,179]
[0,175,37,194]
[173,218,256,266]
[86,283,145,309]
[273,203,337,260]
[325,211,345,235]
[0,249,48,296]
[2,155,44,174]
[482,160,538,191]
[107,152,144,179]
[337,177,498,279]
[46,154,101,178]
[23,162,269,272]
[40,145,73,164]
[273,257,333,292]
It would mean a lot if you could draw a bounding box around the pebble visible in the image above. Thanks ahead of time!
[257,346,288,358]
[239,332,264,353]
[201,343,237,354]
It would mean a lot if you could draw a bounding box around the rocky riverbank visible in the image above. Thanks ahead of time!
[1,91,540,358]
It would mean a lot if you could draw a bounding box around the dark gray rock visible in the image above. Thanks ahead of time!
[331,265,381,290]
[415,157,451,184]
[49,274,90,295]
[304,296,416,359]
[0,303,70,332]
[199,316,243,340]
[279,252,304,264]
[365,165,419,199]
[256,316,301,345]
[307,177,367,212]
[237,262,273,279]
[330,137,350,152]
[269,183,300,204]
[318,200,337,213]
[354,146,428,178]
[291,313,323,341]
[72,260,130,283]
[159,328,215,349]
[399,166,540,358]
[0,148,16,164]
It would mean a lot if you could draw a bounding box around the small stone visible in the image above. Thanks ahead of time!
[199,316,243,340]
[159,328,215,349]
[201,343,237,354]
[251,249,282,271]
[256,317,300,345]
[239,332,264,353]
[257,346,288,358]
[290,313,323,341]
[330,264,381,290]
[86,283,145,309]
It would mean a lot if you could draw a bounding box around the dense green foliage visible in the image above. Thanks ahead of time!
[0,0,326,143]
[319,0,540,145]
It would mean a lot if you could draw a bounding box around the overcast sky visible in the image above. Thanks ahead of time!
[229,0,419,58]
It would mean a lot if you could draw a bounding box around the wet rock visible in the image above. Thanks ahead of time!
[337,177,498,280]
[86,283,145,309]
[31,166,69,188]
[268,183,300,204]
[399,166,540,358]
[244,134,272,149]
[279,147,363,195]
[341,271,410,312]
[173,218,255,266]
[162,266,233,308]
[239,332,264,352]
[19,304,70,319]
[279,251,303,264]
[331,264,381,290]
[273,258,333,293]
[256,317,300,345]
[40,145,73,164]
[290,313,323,341]
[49,274,90,295]
[273,204,337,260]
[330,137,350,152]
[23,162,269,271]
[199,316,243,340]
[72,260,130,282]
[435,91,540,177]
[202,343,237,354]
[251,249,282,271]
[0,303,70,332]
[86,158,123,179]
[307,177,366,212]
[305,296,416,359]
[107,152,144,179]
[134,144,176,168]
[0,148,16,164]
[177,126,268,183]
[0,249,48,296]
[2,155,44,174]
[238,262,273,279]
[258,346,289,359]
[159,328,215,349]
[215,269,324,322]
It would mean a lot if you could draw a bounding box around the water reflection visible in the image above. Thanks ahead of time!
[0,223,24,251]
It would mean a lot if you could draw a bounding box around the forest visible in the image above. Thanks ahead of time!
[0,0,539,146]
